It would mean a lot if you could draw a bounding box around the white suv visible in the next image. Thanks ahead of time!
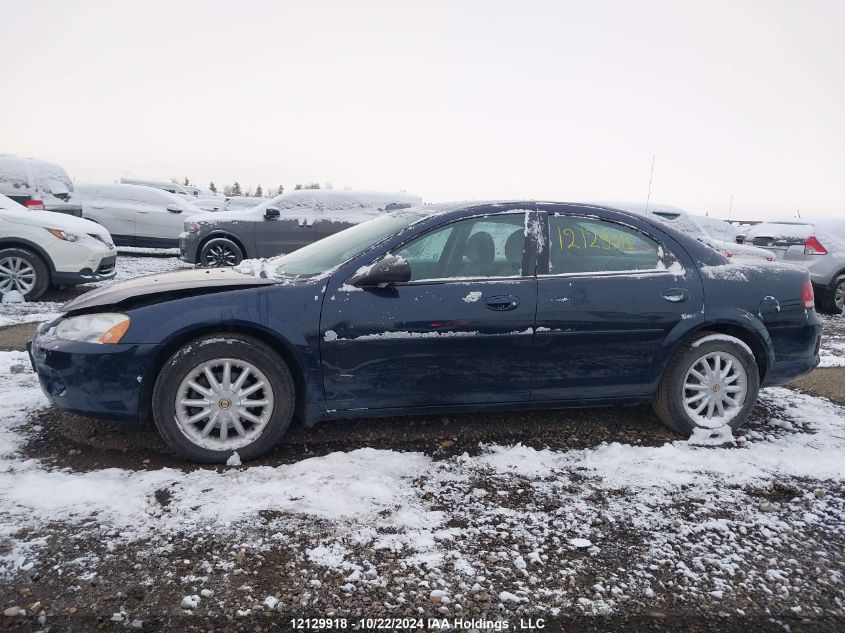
[0,193,117,300]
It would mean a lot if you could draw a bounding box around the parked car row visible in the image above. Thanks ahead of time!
[2,152,841,314]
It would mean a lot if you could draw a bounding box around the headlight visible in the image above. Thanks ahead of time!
[46,228,79,242]
[185,221,201,233]
[53,313,131,344]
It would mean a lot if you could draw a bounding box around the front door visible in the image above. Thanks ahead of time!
[320,211,538,411]
[531,207,704,401]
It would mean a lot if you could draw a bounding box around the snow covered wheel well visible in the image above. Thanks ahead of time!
[677,325,768,383]
[139,326,306,426]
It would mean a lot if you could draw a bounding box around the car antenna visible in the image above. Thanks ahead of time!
[724,194,734,244]
[644,155,655,215]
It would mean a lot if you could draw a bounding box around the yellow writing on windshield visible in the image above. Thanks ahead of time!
[556,225,637,251]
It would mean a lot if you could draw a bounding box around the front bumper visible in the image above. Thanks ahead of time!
[53,255,117,286]
[28,326,159,421]
[179,231,200,264]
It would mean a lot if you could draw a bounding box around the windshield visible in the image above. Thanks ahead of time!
[269,212,426,278]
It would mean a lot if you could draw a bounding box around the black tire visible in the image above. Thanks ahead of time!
[199,237,244,267]
[653,332,760,437]
[152,334,294,463]
[818,276,844,315]
[0,247,50,301]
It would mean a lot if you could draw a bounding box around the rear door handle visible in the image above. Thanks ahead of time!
[484,295,520,311]
[661,288,690,303]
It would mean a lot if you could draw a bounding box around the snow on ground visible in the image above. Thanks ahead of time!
[106,254,192,283]
[1,347,844,618]
[819,313,845,368]
[1,256,844,621]
[0,302,65,327]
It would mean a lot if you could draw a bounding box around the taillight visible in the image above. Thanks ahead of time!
[24,199,45,210]
[802,279,815,309]
[805,236,828,255]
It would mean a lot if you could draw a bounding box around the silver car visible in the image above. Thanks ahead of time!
[179,189,422,267]
[744,220,845,313]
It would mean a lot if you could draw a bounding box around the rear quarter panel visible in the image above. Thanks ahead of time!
[700,262,819,369]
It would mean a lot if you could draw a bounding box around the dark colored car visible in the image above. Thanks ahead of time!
[178,189,422,267]
[29,202,821,463]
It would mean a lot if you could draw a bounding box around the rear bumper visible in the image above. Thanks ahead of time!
[28,331,158,421]
[762,355,820,387]
[761,317,822,387]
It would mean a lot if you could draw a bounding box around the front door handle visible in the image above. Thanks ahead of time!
[485,295,520,311]
[662,288,690,303]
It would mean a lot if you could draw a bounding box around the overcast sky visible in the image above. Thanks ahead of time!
[2,0,843,220]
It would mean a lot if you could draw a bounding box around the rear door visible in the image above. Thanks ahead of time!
[133,189,184,245]
[531,205,704,401]
[320,209,539,411]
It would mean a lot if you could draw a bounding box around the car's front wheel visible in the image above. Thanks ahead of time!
[0,247,50,301]
[152,335,294,463]
[653,333,760,437]
[199,237,244,267]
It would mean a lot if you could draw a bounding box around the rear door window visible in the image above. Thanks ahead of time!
[547,215,674,274]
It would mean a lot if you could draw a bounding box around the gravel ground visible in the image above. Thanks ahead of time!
[0,256,843,632]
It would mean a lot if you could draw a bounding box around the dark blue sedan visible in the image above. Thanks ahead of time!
[29,202,822,462]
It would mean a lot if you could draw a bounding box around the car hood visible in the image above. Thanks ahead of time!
[1,208,104,234]
[61,267,276,313]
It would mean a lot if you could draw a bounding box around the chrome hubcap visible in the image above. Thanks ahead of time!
[835,282,844,311]
[682,350,748,428]
[0,257,36,294]
[175,358,274,450]
[203,243,238,267]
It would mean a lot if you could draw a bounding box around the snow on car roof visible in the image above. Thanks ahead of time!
[590,200,708,238]
[0,154,74,196]
[199,189,425,224]
[254,189,422,212]
[745,222,814,240]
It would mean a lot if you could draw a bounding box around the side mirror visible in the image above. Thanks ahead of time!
[264,207,280,220]
[347,254,411,288]
[166,204,182,214]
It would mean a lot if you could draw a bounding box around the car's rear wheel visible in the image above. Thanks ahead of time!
[152,334,294,463]
[818,276,844,315]
[653,332,760,437]
[0,247,50,301]
[199,237,244,267]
